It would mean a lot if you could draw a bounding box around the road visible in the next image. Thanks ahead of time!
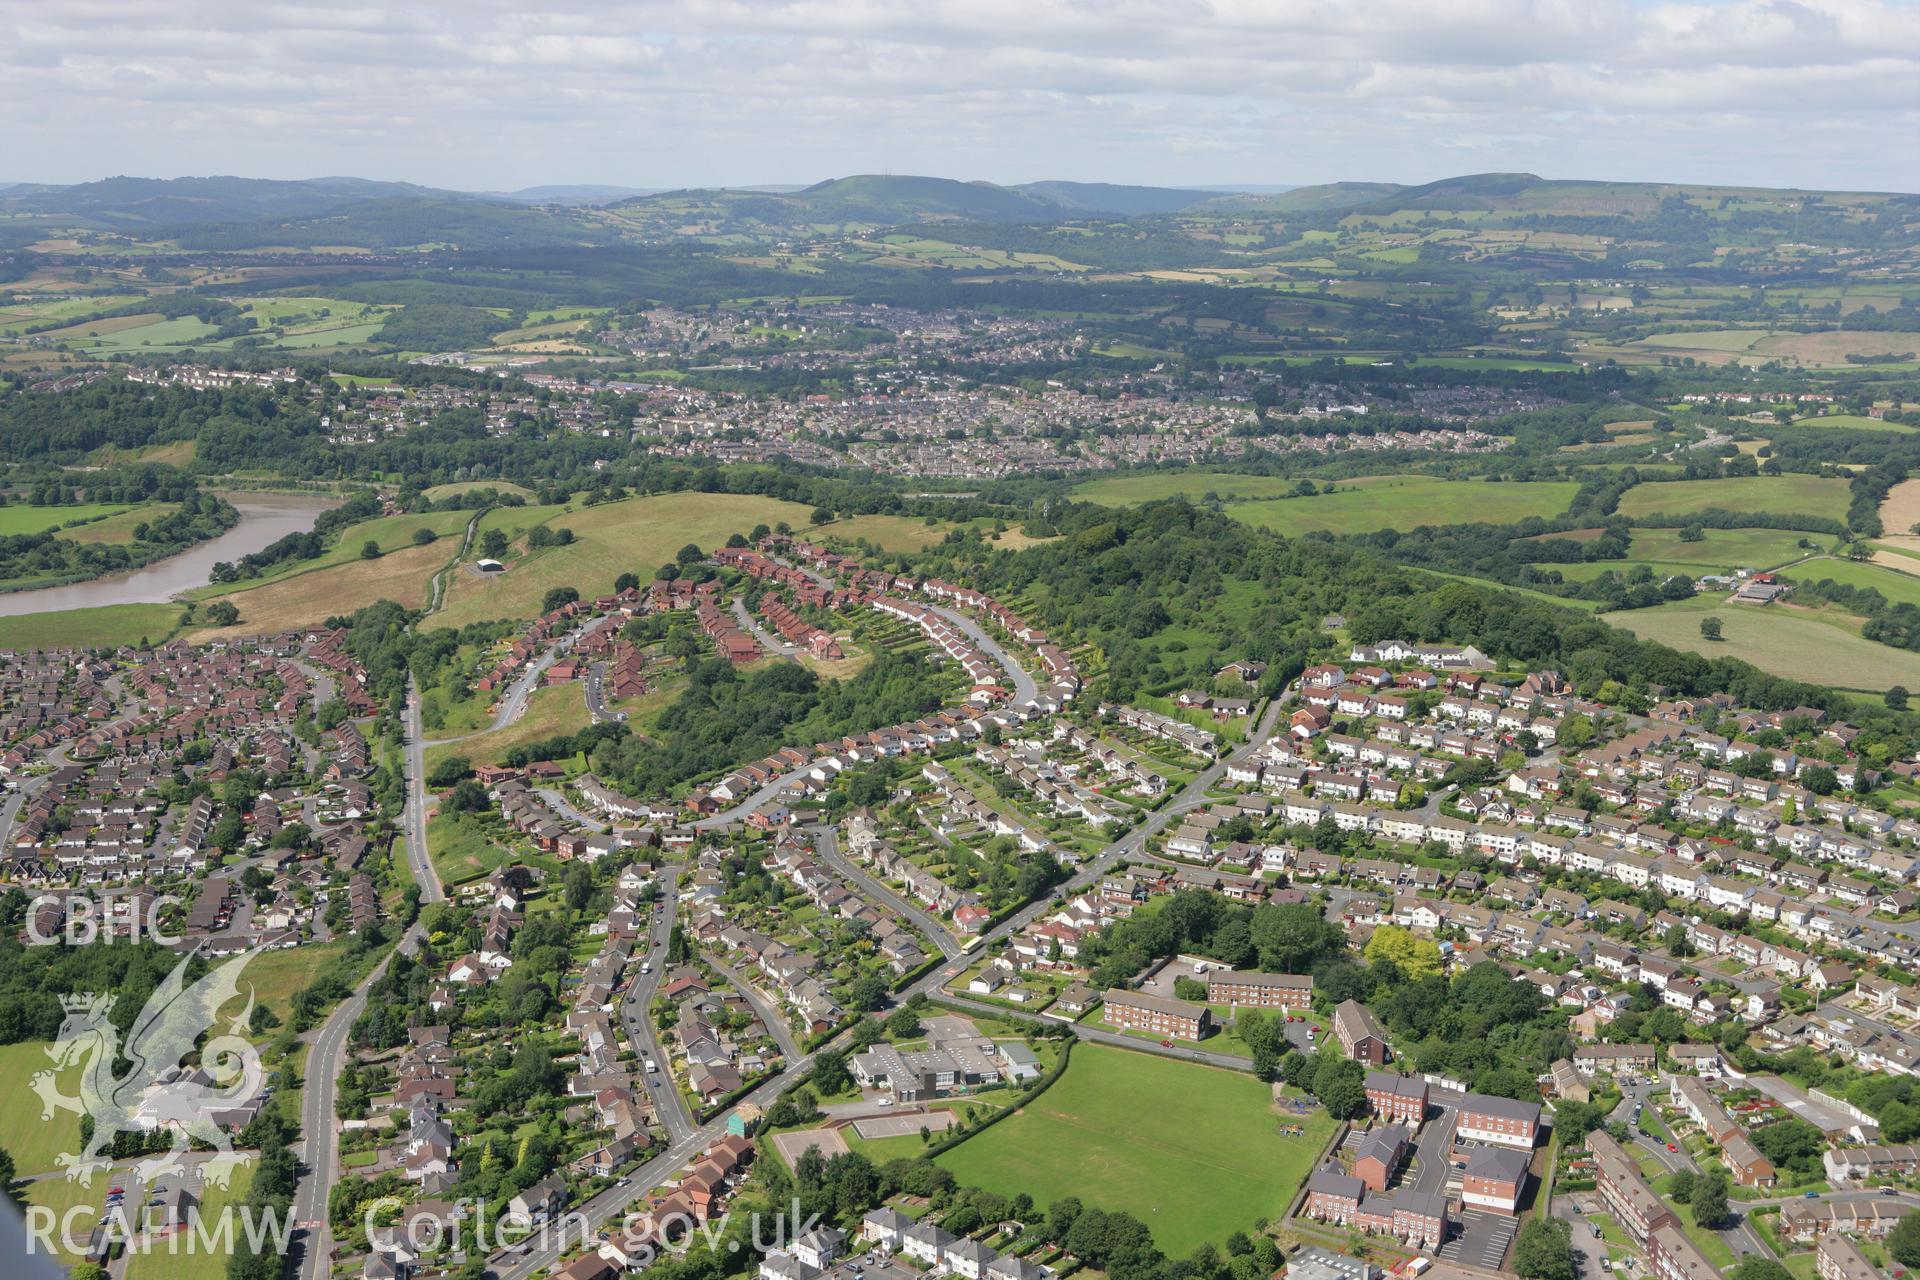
[293,682,450,1279]
[426,628,579,749]
[292,921,428,1279]
[1615,1079,1771,1260]
[618,867,696,1144]
[538,786,609,833]
[582,661,624,725]
[423,511,483,615]
[703,952,805,1066]
[400,679,447,906]
[731,597,799,658]
[924,602,1037,706]
[808,824,963,959]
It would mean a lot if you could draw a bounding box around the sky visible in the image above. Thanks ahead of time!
[4,0,1917,194]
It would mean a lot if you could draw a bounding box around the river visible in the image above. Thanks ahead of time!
[0,492,340,617]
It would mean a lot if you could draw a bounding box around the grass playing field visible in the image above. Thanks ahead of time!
[1225,476,1580,537]
[0,1040,84,1175]
[935,1042,1334,1255]
[1614,475,1851,526]
[430,491,815,630]
[1602,593,1920,692]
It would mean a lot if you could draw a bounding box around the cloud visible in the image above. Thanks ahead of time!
[1,0,1914,190]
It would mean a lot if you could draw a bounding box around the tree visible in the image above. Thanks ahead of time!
[1249,902,1343,973]
[811,506,834,525]
[885,1006,921,1038]
[808,1051,853,1097]
[205,600,240,627]
[412,527,438,546]
[1700,616,1723,641]
[480,528,509,557]
[848,972,888,1012]
[676,542,703,566]
[1667,1167,1694,1204]
[360,539,382,560]
[1890,1211,1920,1267]
[1690,1169,1730,1228]
[427,756,473,788]
[542,586,579,613]
[1512,1216,1576,1280]
[1363,924,1442,979]
[1311,1055,1367,1119]
[1888,685,1910,711]
[1557,713,1596,751]
[1174,975,1208,1002]
[1729,1261,1794,1280]
[0,1145,14,1206]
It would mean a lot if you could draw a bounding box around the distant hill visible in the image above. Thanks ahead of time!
[792,175,1059,221]
[1211,173,1919,222]
[608,174,1222,229]
[1013,180,1216,216]
[0,175,461,226]
[1203,181,1408,215]
[487,184,665,206]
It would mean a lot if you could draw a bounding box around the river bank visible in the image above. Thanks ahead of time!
[0,492,340,619]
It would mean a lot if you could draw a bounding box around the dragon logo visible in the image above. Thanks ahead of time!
[33,947,267,1188]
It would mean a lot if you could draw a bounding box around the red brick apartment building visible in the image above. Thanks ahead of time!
[1454,1092,1542,1149]
[1333,999,1389,1063]
[1204,969,1313,1010]
[1103,989,1212,1041]
[1364,1071,1429,1126]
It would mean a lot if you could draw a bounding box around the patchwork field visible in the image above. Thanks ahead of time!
[1602,593,1920,692]
[192,509,472,596]
[56,503,182,545]
[0,602,184,650]
[1227,476,1580,536]
[0,502,138,536]
[821,514,962,551]
[1073,470,1332,505]
[1621,328,1920,369]
[1614,475,1851,526]
[935,1042,1334,1255]
[1783,557,1920,609]
[1532,527,1823,582]
[430,491,815,630]
[1786,413,1917,434]
[187,540,449,639]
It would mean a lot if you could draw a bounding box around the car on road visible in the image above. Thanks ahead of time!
[1160,1039,1173,1048]
[1805,1191,1820,1198]
[1666,1143,1677,1152]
